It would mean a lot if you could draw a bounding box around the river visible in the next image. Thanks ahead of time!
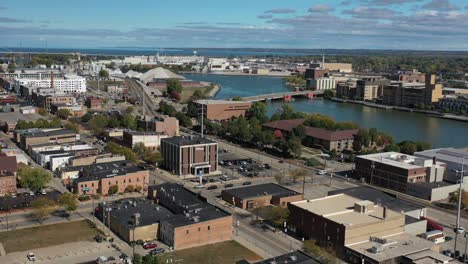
[184,74,468,148]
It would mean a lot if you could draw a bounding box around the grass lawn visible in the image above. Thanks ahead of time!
[159,241,262,264]
[180,86,213,103]
[0,220,101,253]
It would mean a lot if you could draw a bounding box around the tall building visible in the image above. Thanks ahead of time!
[336,80,357,98]
[14,74,86,94]
[160,136,218,176]
[382,74,443,107]
[355,76,389,101]
[308,77,336,91]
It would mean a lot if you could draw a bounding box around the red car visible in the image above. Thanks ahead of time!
[143,243,157,249]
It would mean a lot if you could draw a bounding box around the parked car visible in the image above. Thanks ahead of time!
[27,253,36,261]
[317,170,327,175]
[278,159,284,163]
[95,235,103,243]
[225,184,234,188]
[136,240,145,245]
[150,248,166,255]
[143,243,157,249]
[242,181,252,186]
[207,185,218,190]
[456,227,465,234]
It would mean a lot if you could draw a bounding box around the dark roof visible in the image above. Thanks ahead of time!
[161,136,216,146]
[262,119,358,141]
[22,128,75,138]
[105,198,174,228]
[74,160,145,183]
[38,150,68,155]
[237,251,321,264]
[0,156,17,173]
[328,186,425,213]
[124,131,165,136]
[150,183,230,228]
[222,183,300,200]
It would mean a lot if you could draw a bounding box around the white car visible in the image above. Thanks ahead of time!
[317,170,328,175]
[456,227,465,234]
[40,189,46,195]
[27,253,36,261]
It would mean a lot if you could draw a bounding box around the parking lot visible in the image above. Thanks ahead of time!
[218,151,278,178]
[0,190,60,211]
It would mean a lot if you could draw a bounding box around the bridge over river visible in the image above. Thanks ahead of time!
[238,90,324,102]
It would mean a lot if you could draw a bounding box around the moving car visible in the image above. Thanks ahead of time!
[317,170,327,175]
[150,248,166,255]
[242,181,252,186]
[207,185,218,190]
[27,253,36,262]
[225,184,234,188]
[143,243,157,249]
[456,227,465,234]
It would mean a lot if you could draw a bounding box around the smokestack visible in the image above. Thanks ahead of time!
[383,207,387,219]
[50,71,54,89]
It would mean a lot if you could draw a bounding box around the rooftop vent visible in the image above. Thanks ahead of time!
[289,255,298,261]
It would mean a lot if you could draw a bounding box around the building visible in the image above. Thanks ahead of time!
[309,62,352,73]
[69,153,125,167]
[194,100,252,121]
[336,80,357,98]
[18,128,78,150]
[71,161,149,195]
[328,187,427,236]
[0,156,17,196]
[122,131,168,150]
[305,68,327,80]
[354,152,465,201]
[50,103,87,117]
[0,111,43,133]
[14,74,86,94]
[414,148,468,183]
[355,77,389,101]
[86,97,103,110]
[288,194,406,255]
[439,94,468,113]
[32,90,76,110]
[160,136,218,177]
[1,148,29,165]
[307,77,336,91]
[149,183,232,250]
[138,67,185,84]
[395,69,426,83]
[97,198,174,242]
[153,116,179,136]
[236,250,321,264]
[208,58,229,72]
[221,183,303,210]
[262,119,358,151]
[382,74,443,107]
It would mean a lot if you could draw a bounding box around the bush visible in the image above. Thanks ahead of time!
[108,185,119,195]
[135,185,143,193]
[92,193,102,200]
[125,185,135,193]
[78,195,91,201]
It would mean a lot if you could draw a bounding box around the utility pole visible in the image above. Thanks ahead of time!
[454,156,467,253]
[370,161,376,185]
[201,103,204,137]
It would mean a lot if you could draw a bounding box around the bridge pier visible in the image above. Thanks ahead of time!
[284,95,292,102]
[307,92,315,99]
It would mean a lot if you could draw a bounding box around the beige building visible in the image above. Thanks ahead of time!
[194,100,252,121]
[153,116,179,136]
[69,153,126,167]
[123,131,168,150]
[288,194,405,255]
[383,74,443,107]
[18,129,78,150]
[309,62,352,73]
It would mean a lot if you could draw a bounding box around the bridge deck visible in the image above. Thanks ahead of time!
[240,90,323,102]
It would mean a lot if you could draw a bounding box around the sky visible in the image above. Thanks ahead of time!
[1,0,468,50]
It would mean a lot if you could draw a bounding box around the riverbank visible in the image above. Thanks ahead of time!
[330,97,468,123]
[206,83,221,98]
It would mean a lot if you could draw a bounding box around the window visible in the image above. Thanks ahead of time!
[198,227,201,231]
[186,230,189,234]
[208,226,211,231]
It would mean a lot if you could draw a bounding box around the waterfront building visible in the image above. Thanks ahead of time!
[336,80,357,98]
[208,58,230,72]
[439,94,468,113]
[382,74,443,107]
[356,76,389,101]
[304,68,327,80]
[414,148,468,183]
[194,99,252,121]
[262,119,357,152]
[160,136,218,177]
[307,77,336,91]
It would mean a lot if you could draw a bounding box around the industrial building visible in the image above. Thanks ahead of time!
[194,100,252,121]
[160,136,218,177]
[221,183,303,209]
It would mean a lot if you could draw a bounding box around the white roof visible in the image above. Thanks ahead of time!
[139,67,185,83]
[125,70,142,78]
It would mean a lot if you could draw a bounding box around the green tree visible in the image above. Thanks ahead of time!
[133,142,146,157]
[289,169,307,184]
[166,79,183,94]
[232,96,243,101]
[88,115,109,134]
[142,254,160,264]
[269,206,289,227]
[108,185,119,195]
[176,112,193,127]
[287,136,302,158]
[18,165,52,191]
[38,108,47,116]
[81,112,92,122]
[292,125,306,140]
[58,193,78,212]
[125,185,135,193]
[126,106,135,114]
[64,122,80,133]
[7,63,16,73]
[31,197,56,222]
[106,142,138,162]
[246,102,268,123]
[57,109,72,119]
[274,173,285,185]
[323,89,334,98]
[108,114,121,127]
[122,113,137,130]
[398,141,418,155]
[99,69,109,79]
[133,254,142,264]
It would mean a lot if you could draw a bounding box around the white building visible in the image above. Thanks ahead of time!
[1,148,29,165]
[14,74,86,94]
[309,77,336,91]
[208,58,229,72]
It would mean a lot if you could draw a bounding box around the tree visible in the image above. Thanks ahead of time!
[269,206,289,227]
[133,142,146,157]
[122,113,137,130]
[99,69,109,79]
[81,112,92,123]
[292,125,306,140]
[106,142,138,162]
[64,123,80,133]
[274,173,285,184]
[31,197,56,222]
[246,102,268,123]
[232,96,242,101]
[18,165,52,191]
[7,63,16,73]
[449,190,468,208]
[133,254,143,264]
[176,112,192,127]
[57,109,72,119]
[287,136,302,158]
[126,106,135,114]
[289,169,307,184]
[88,115,109,134]
[108,185,119,195]
[170,91,181,102]
[323,89,334,98]
[166,79,183,94]
[38,108,47,116]
[125,185,135,193]
[142,254,160,264]
[108,114,121,127]
[398,141,418,155]
[58,193,78,212]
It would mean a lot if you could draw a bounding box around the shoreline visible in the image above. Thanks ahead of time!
[181,71,291,77]
[206,83,221,98]
[330,97,468,123]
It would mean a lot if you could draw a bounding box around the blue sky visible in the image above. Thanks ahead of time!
[1,0,468,50]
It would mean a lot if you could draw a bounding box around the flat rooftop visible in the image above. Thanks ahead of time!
[161,136,216,146]
[106,198,174,228]
[291,194,402,227]
[357,152,423,170]
[346,234,434,262]
[21,128,75,138]
[124,131,165,136]
[0,112,43,123]
[415,148,468,165]
[243,250,321,264]
[74,161,146,183]
[223,183,300,200]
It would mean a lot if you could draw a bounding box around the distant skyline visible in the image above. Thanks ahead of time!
[1,0,468,50]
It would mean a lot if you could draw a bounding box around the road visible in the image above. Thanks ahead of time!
[125,78,157,116]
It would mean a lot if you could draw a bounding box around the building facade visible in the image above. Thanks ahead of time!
[382,74,443,107]
[160,136,218,176]
[308,77,336,91]
[194,100,252,121]
[122,131,168,149]
[14,74,86,94]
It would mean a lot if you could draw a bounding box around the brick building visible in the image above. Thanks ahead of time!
[0,156,17,196]
[160,136,218,176]
[382,74,443,107]
[149,183,232,250]
[153,116,179,136]
[86,97,103,110]
[262,119,358,152]
[336,80,357,98]
[122,131,168,150]
[221,183,303,210]
[18,129,78,150]
[194,100,252,121]
[72,161,149,195]
[355,76,389,101]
